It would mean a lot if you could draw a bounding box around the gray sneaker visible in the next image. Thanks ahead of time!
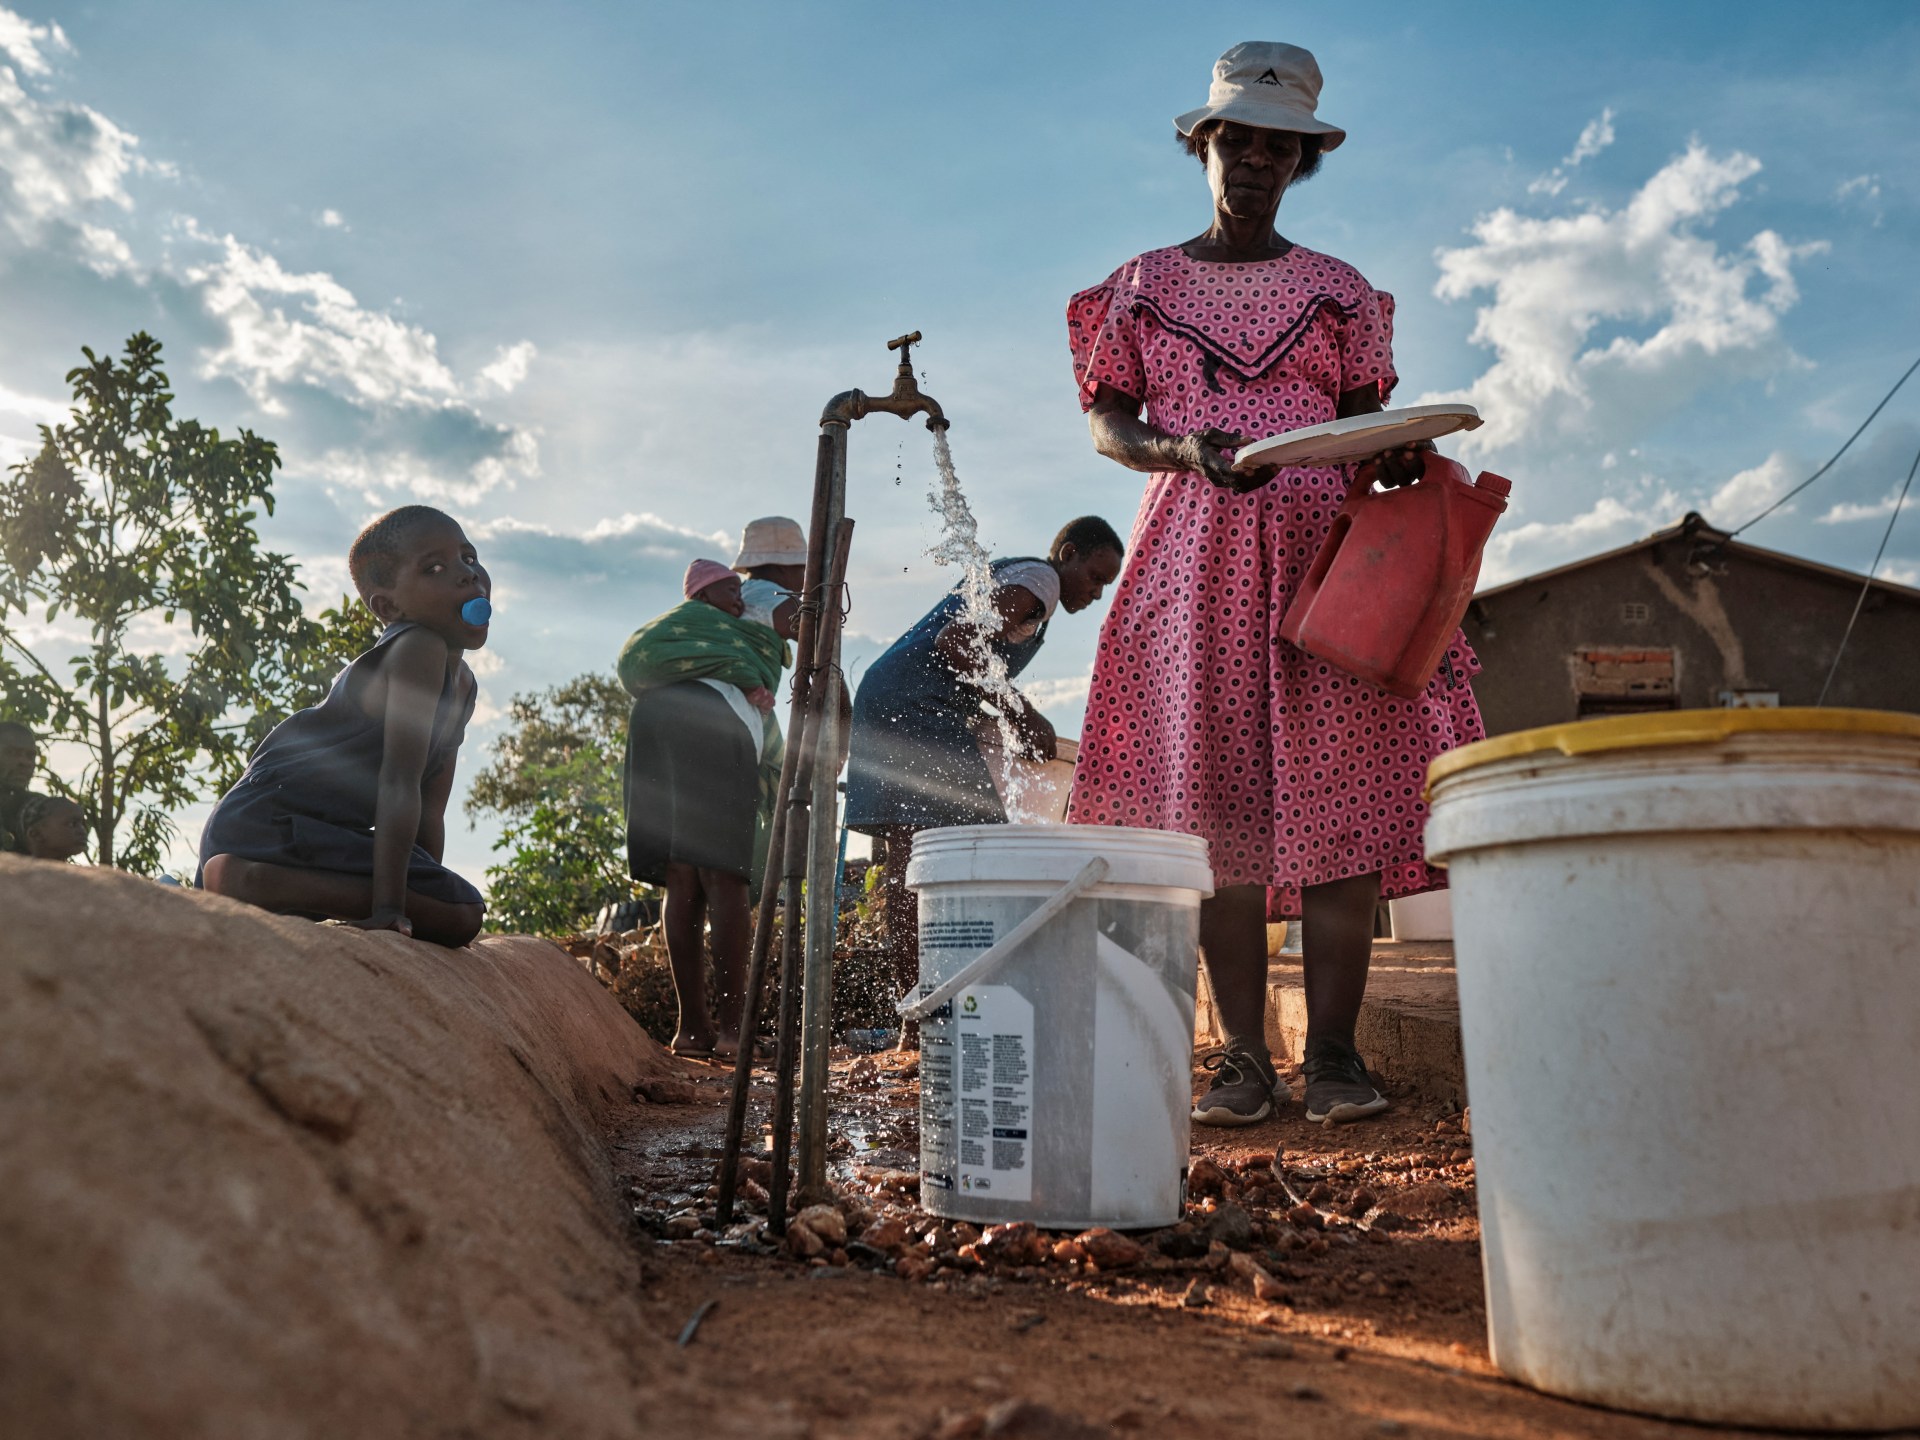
[1192,1045,1279,1127]
[1302,1036,1389,1125]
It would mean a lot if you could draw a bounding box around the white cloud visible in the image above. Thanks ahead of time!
[1819,489,1914,525]
[0,57,141,246]
[1021,674,1090,711]
[477,340,535,393]
[0,22,540,514]
[1426,141,1825,460]
[0,7,67,76]
[1878,560,1920,587]
[1567,108,1617,166]
[1835,172,1884,227]
[1527,107,1616,196]
[185,230,462,410]
[1479,490,1680,586]
[1704,450,1798,528]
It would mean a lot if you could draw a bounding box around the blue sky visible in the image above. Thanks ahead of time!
[2,2,1916,885]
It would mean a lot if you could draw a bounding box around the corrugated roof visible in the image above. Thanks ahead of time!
[1474,511,1920,604]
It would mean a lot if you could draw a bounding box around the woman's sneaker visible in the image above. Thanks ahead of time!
[1302,1036,1390,1125]
[1192,1045,1280,1127]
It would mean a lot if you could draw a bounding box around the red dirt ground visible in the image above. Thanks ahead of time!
[609,1051,1809,1440]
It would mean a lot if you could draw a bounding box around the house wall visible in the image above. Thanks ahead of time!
[1462,540,1920,735]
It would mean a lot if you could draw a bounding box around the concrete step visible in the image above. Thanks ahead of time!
[1195,940,1465,1105]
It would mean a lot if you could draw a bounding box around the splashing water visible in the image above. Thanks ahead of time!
[925,429,1046,822]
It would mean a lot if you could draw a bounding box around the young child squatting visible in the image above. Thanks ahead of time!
[197,506,488,946]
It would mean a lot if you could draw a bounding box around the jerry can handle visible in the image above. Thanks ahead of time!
[1352,447,1447,497]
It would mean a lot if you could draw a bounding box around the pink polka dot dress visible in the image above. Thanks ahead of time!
[1064,244,1485,912]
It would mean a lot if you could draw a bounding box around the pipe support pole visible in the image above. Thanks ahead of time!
[795,508,852,1199]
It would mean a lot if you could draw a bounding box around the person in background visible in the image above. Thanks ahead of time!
[845,516,1125,1026]
[19,794,87,862]
[197,505,489,947]
[733,515,808,642]
[619,558,788,1060]
[1066,43,1484,1129]
[0,720,39,854]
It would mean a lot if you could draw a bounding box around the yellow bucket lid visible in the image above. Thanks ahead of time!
[1429,707,1920,791]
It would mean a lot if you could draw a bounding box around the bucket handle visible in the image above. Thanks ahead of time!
[895,856,1110,1022]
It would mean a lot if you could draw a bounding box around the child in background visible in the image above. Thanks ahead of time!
[0,720,39,854]
[18,794,87,862]
[683,560,779,715]
[197,505,489,947]
[618,558,787,1058]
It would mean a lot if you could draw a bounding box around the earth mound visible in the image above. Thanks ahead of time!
[0,857,678,1439]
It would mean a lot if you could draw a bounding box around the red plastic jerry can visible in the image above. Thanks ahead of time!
[1278,453,1511,700]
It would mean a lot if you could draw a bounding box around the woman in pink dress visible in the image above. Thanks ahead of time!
[1067,41,1484,1129]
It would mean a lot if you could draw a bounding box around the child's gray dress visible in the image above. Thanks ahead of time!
[194,622,483,908]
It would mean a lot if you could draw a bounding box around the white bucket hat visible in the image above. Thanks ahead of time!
[1174,41,1346,151]
[733,515,808,570]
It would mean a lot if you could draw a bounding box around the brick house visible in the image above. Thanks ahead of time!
[1461,512,1920,735]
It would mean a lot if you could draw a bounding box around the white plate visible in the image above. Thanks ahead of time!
[1231,403,1482,471]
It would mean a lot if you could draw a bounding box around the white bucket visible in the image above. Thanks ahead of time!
[979,735,1079,824]
[1386,888,1452,941]
[1425,709,1920,1430]
[901,823,1213,1230]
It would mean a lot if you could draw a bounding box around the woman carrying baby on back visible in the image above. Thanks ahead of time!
[618,556,790,1060]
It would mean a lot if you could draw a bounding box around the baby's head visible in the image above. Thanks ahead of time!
[348,506,492,648]
[684,558,744,618]
[0,720,37,790]
[20,794,86,861]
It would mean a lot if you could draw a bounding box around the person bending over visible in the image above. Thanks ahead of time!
[845,516,1125,1028]
[197,506,489,946]
[619,558,788,1059]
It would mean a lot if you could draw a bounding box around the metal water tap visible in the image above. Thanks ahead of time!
[820,331,948,430]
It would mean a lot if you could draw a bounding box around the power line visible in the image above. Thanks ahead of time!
[1732,352,1920,536]
[1816,435,1920,707]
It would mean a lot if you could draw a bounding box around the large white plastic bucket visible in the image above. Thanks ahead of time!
[1426,709,1920,1429]
[902,823,1213,1230]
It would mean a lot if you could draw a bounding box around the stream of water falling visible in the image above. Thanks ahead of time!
[925,429,1044,822]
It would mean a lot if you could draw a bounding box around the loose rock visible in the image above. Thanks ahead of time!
[634,1078,699,1106]
[1187,1156,1230,1197]
[794,1204,847,1246]
[1074,1228,1144,1270]
[785,1223,825,1259]
[1394,1182,1454,1218]
[861,1216,911,1254]
[977,1222,1045,1267]
[1201,1202,1254,1250]
[1153,1222,1208,1260]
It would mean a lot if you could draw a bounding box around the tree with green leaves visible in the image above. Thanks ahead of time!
[0,333,380,872]
[467,672,639,935]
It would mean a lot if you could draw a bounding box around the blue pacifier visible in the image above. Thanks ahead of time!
[461,596,492,626]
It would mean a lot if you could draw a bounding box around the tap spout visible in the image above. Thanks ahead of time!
[819,331,948,430]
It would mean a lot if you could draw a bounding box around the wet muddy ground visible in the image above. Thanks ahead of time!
[609,1051,1793,1439]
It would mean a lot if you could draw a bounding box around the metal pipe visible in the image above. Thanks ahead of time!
[730,333,949,1228]
[761,428,842,1232]
[714,443,834,1226]
[795,515,854,1202]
